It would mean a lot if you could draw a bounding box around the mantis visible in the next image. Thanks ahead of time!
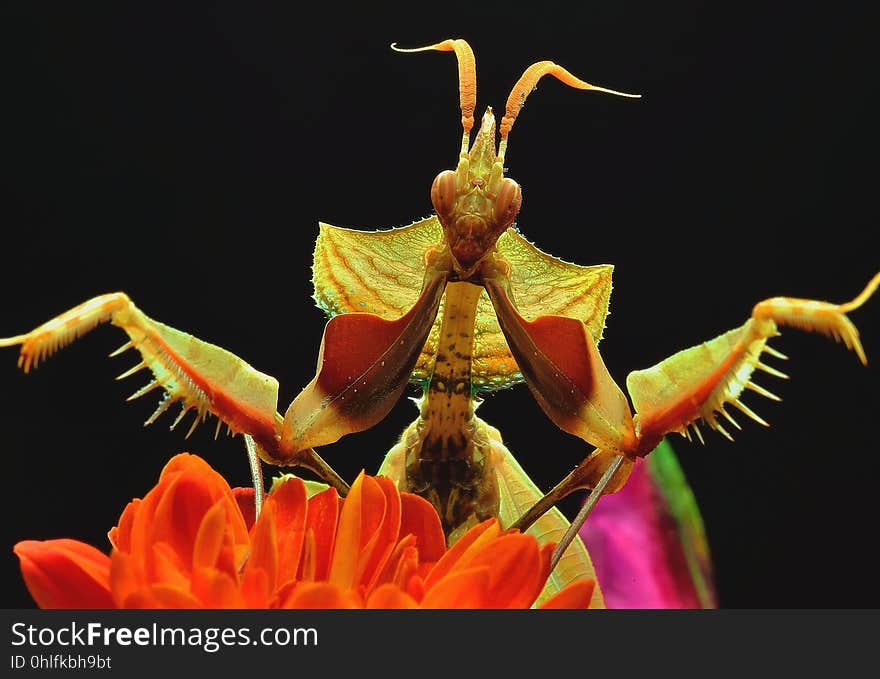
[2,38,877,605]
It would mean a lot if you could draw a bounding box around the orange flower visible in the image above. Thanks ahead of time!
[15,453,594,609]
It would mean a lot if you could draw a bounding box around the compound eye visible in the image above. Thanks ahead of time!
[493,178,522,228]
[431,170,458,219]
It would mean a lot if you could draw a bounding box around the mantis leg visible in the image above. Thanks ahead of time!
[482,260,642,548]
[483,273,638,455]
[627,272,880,454]
[488,264,878,537]
[552,274,879,566]
[0,292,346,490]
[482,262,641,505]
[244,434,265,518]
[278,268,448,459]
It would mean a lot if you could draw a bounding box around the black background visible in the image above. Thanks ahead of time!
[1,2,877,608]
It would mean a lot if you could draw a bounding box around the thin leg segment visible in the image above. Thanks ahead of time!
[549,453,626,573]
[510,447,634,534]
[244,434,265,519]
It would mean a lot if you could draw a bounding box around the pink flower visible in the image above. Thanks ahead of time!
[580,441,717,608]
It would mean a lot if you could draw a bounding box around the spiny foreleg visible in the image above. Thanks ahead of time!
[278,258,449,461]
[534,273,876,568]
[628,272,879,453]
[488,264,877,559]
[0,292,348,492]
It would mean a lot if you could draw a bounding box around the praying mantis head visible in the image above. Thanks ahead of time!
[429,107,520,278]
[393,39,639,279]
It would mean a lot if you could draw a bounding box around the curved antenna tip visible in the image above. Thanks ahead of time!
[390,42,436,53]
[587,85,641,99]
[390,39,461,54]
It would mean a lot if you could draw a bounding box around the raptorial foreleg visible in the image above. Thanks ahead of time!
[490,266,878,553]
[279,268,448,459]
[0,292,347,490]
[627,272,879,454]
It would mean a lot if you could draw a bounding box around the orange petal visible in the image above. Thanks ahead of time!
[192,499,232,571]
[356,476,402,590]
[279,582,361,609]
[14,539,114,609]
[533,542,556,605]
[246,499,278,588]
[406,574,426,602]
[191,567,245,608]
[115,590,156,608]
[159,451,213,478]
[109,549,152,608]
[263,477,308,590]
[108,498,141,552]
[127,459,193,556]
[423,518,500,589]
[232,487,257,530]
[366,584,419,609]
[463,533,543,608]
[240,566,272,608]
[298,529,317,582]
[374,534,418,589]
[150,474,219,570]
[150,583,205,608]
[148,542,191,592]
[266,477,308,534]
[329,472,387,589]
[127,473,172,561]
[538,579,596,609]
[130,454,249,564]
[420,567,490,609]
[399,492,446,562]
[301,487,339,581]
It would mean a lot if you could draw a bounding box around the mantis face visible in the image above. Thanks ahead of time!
[431,110,522,279]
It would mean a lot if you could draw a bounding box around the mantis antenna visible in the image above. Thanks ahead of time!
[391,39,476,156]
[392,40,639,165]
[498,61,641,162]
